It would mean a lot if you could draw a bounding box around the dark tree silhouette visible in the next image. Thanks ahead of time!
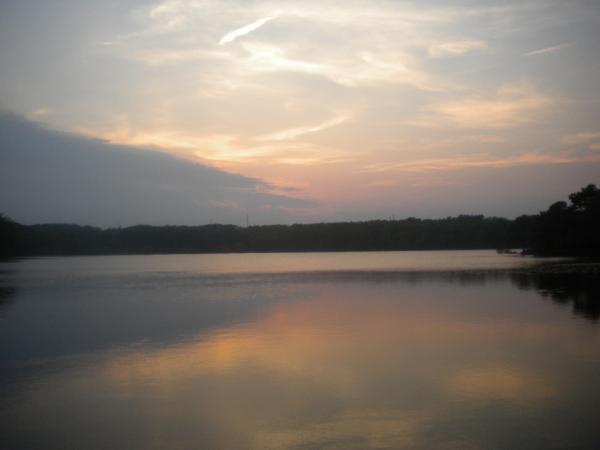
[0,213,21,257]
[569,184,600,211]
[2,184,599,256]
[532,184,600,256]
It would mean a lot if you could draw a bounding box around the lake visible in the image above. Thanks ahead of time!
[1,251,599,450]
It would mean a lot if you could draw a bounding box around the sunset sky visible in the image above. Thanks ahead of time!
[1,0,600,225]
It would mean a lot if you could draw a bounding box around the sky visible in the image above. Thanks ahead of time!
[1,0,600,226]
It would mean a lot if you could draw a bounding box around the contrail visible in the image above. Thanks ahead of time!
[525,42,574,57]
[219,16,275,45]
[258,115,350,141]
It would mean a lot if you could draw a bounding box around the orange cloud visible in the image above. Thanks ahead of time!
[360,151,586,174]
[409,83,552,129]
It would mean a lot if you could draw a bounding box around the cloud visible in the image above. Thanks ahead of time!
[409,83,552,129]
[360,150,593,174]
[237,42,446,90]
[219,16,276,45]
[525,42,574,57]
[428,40,487,58]
[109,0,478,91]
[257,115,349,141]
[240,42,326,75]
[0,112,316,226]
[3,0,597,223]
[27,107,51,120]
[121,48,232,65]
[561,132,600,145]
[239,41,446,89]
[561,132,600,152]
[85,123,354,167]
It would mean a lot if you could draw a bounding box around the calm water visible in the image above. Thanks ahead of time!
[1,251,599,450]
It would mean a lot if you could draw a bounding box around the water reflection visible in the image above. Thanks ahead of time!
[0,269,16,316]
[511,272,600,321]
[0,283,576,449]
[1,255,600,450]
[0,285,16,308]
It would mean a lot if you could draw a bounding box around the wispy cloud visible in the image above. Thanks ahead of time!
[408,83,552,129]
[83,121,356,168]
[241,42,325,74]
[239,43,447,90]
[360,151,594,174]
[561,131,600,152]
[122,48,232,65]
[525,42,574,57]
[110,0,485,91]
[560,132,600,145]
[219,16,276,45]
[257,115,349,141]
[428,40,487,58]
[27,107,51,120]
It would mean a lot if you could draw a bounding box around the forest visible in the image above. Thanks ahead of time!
[1,185,599,257]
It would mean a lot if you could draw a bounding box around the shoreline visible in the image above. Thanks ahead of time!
[512,260,600,275]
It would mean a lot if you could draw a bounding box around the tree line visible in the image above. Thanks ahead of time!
[1,185,598,257]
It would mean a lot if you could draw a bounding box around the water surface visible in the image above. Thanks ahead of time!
[1,251,599,450]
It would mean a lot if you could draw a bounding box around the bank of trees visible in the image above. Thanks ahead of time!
[1,185,598,256]
[530,184,600,256]
[3,215,514,256]
[0,214,21,257]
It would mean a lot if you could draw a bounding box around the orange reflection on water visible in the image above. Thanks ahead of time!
[100,286,571,449]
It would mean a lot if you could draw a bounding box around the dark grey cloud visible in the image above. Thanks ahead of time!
[0,112,316,226]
